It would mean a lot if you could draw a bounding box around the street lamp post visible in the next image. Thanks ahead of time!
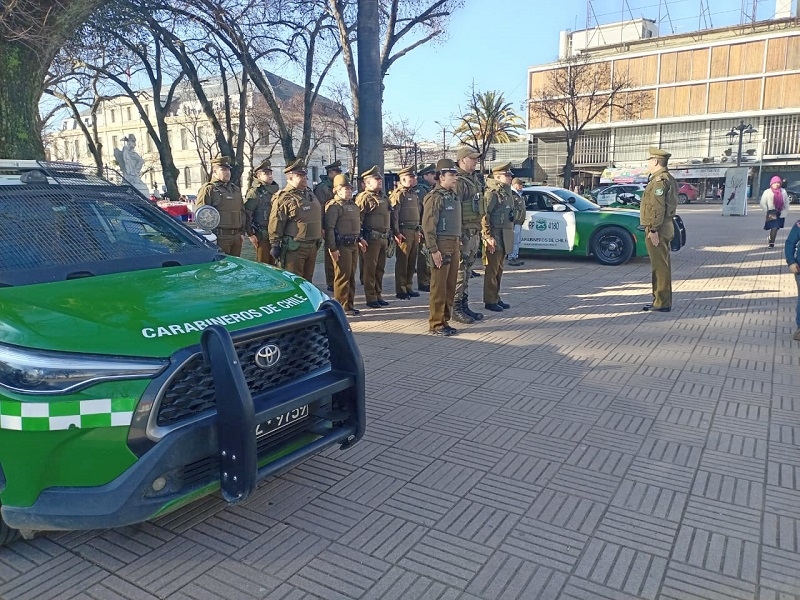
[726,121,757,167]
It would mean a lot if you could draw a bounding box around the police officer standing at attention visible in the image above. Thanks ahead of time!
[422,159,462,336]
[507,177,526,267]
[325,174,365,316]
[196,156,246,256]
[414,163,436,292]
[244,158,280,264]
[453,146,485,325]
[640,147,678,312]
[314,160,343,291]
[356,166,391,308]
[390,166,422,300]
[482,163,516,311]
[268,159,323,281]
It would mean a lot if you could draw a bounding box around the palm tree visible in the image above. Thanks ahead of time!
[453,89,524,170]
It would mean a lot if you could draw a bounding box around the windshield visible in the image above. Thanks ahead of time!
[551,189,600,211]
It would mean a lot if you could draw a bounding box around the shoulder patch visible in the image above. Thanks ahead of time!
[654,188,665,196]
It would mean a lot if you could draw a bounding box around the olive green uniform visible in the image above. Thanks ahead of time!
[481,178,516,304]
[390,185,421,296]
[455,168,483,303]
[244,180,280,264]
[324,197,361,310]
[422,185,462,331]
[640,166,678,309]
[196,179,246,256]
[414,180,432,288]
[268,185,323,281]
[355,190,391,303]
[314,178,336,288]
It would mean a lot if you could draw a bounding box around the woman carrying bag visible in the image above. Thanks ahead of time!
[761,176,790,248]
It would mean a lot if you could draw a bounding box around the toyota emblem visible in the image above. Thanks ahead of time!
[254,344,281,369]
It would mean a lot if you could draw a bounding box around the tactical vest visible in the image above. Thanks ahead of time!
[333,201,361,236]
[360,192,391,232]
[281,189,323,241]
[392,188,421,226]
[249,182,278,230]
[206,181,244,230]
[436,189,461,237]
[487,182,515,231]
[457,171,482,229]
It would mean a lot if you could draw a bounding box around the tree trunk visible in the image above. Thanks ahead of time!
[563,137,576,189]
[0,40,47,159]
[357,0,383,174]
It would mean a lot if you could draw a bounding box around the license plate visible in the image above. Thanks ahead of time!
[255,405,309,440]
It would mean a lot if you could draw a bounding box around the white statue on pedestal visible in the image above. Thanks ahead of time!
[114,135,150,197]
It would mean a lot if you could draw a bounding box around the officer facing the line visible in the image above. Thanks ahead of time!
[244,158,280,265]
[268,159,323,281]
[640,147,678,312]
[314,160,343,291]
[482,162,516,311]
[356,166,392,308]
[390,165,422,299]
[196,156,246,256]
[325,174,365,316]
[422,159,462,336]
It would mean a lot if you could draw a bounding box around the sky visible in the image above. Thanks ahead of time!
[378,0,792,142]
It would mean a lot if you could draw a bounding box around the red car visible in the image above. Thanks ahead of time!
[676,183,698,204]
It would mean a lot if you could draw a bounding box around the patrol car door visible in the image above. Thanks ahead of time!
[520,191,576,251]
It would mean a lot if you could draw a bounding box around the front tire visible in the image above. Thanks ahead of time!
[678,193,690,204]
[0,508,20,546]
[591,226,635,266]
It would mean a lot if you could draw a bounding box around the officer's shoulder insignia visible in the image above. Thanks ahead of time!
[655,188,665,196]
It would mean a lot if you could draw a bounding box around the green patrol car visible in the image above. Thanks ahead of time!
[520,186,686,265]
[0,161,365,544]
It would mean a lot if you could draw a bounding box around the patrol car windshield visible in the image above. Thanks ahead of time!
[551,189,600,211]
[0,164,218,287]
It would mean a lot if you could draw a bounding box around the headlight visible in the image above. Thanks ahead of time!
[0,343,167,395]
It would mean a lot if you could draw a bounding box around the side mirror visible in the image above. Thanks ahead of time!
[553,204,567,212]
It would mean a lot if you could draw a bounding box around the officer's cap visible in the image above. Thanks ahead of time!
[333,174,352,190]
[456,146,481,161]
[418,163,436,176]
[255,158,273,173]
[492,162,513,175]
[398,165,416,177]
[361,165,383,179]
[211,156,232,168]
[648,147,671,160]
[283,158,307,175]
[436,158,458,173]
[324,159,343,172]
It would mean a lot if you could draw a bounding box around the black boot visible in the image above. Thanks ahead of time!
[463,295,484,321]
[452,298,475,324]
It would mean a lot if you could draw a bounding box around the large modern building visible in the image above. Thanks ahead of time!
[527,9,800,196]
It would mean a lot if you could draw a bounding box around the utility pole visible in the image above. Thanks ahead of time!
[357,0,383,174]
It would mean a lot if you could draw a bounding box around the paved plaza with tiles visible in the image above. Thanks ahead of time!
[1,204,799,600]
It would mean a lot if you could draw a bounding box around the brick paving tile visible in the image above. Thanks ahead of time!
[5,206,800,599]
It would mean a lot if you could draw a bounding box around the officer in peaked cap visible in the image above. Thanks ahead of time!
[481,162,516,312]
[268,158,323,281]
[414,163,437,292]
[355,165,391,308]
[640,147,678,313]
[507,177,526,266]
[390,165,422,300]
[196,156,246,256]
[244,158,279,264]
[453,146,485,325]
[315,159,344,291]
[325,174,364,316]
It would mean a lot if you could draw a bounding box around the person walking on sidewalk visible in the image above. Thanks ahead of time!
[761,175,790,248]
[785,218,800,341]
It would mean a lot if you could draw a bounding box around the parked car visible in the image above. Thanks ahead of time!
[677,182,699,204]
[786,186,800,205]
[520,186,687,266]
[587,186,608,202]
[595,184,646,207]
[0,161,365,544]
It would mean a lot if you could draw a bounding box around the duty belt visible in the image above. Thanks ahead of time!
[463,227,479,235]
[336,234,359,246]
[399,222,421,231]
[215,228,242,235]
[369,230,390,240]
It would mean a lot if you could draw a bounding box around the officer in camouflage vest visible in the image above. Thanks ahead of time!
[453,146,485,325]
[196,156,246,256]
[481,162,516,311]
[325,174,366,316]
[390,165,423,299]
[314,160,343,291]
[414,163,436,292]
[356,166,391,308]
[244,158,280,265]
[268,159,323,281]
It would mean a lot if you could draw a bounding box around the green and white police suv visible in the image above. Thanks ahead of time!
[0,161,365,544]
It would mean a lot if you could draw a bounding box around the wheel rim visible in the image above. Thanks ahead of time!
[596,233,626,262]
[678,194,688,204]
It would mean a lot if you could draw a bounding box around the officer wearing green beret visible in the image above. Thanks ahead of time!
[453,146,485,324]
[324,174,365,316]
[196,156,246,256]
[244,158,280,265]
[422,159,462,336]
[481,163,516,311]
[390,165,422,299]
[640,147,678,312]
[268,159,323,281]
[314,160,343,291]
[414,163,436,292]
[355,166,391,308]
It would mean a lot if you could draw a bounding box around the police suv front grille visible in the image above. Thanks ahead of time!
[156,323,330,426]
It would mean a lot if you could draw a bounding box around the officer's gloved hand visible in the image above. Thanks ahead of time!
[270,245,282,260]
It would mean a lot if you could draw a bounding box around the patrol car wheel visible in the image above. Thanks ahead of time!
[0,510,20,546]
[592,226,634,266]
[678,193,690,204]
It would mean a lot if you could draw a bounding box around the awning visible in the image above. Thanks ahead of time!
[670,166,730,180]
[599,167,648,184]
